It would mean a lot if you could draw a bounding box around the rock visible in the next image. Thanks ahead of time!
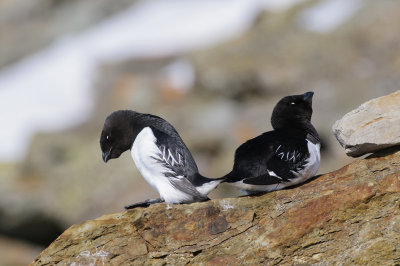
[333,91,400,157]
[32,148,400,265]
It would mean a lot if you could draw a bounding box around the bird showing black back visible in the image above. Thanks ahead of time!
[224,91,321,194]
[100,110,223,209]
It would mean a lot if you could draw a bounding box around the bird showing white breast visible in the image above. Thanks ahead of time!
[131,127,197,204]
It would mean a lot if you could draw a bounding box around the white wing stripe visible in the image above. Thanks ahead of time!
[167,149,178,166]
[289,151,297,162]
[159,145,180,167]
[277,147,301,163]
[276,145,282,153]
[178,153,183,165]
[267,170,282,180]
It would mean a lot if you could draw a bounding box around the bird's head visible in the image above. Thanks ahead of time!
[100,110,135,163]
[271,91,314,130]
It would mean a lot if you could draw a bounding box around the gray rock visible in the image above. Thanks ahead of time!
[333,90,400,157]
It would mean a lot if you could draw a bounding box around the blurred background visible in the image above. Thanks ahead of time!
[1,0,400,264]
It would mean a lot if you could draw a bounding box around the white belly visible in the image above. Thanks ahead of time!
[293,140,320,185]
[131,127,195,203]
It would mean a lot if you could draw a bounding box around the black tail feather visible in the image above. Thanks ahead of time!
[220,171,237,183]
[192,173,225,187]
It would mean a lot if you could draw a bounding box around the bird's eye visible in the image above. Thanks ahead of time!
[290,102,296,105]
[106,135,110,140]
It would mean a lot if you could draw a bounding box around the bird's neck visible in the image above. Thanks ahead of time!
[130,113,148,143]
[303,123,320,144]
[275,120,320,143]
[121,111,145,150]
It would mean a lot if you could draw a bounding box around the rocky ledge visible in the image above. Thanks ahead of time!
[32,147,400,265]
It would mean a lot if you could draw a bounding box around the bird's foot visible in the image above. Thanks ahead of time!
[242,191,267,197]
[200,197,211,202]
[124,198,164,210]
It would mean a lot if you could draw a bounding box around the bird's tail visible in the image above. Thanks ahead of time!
[195,173,225,182]
[198,171,240,184]
[219,171,240,183]
[194,173,225,195]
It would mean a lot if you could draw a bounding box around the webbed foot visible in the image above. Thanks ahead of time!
[124,198,164,210]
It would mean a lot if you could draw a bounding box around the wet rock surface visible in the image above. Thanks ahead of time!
[32,148,400,265]
[333,90,400,157]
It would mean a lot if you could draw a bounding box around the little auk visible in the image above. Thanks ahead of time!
[223,91,320,194]
[100,110,223,209]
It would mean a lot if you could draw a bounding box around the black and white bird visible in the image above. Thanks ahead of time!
[223,91,320,194]
[100,110,223,209]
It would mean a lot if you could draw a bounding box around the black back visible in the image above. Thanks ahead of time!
[138,113,200,180]
[100,110,211,187]
[225,91,320,184]
[226,129,309,183]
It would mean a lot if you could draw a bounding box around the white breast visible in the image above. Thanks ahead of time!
[291,140,320,185]
[131,127,195,204]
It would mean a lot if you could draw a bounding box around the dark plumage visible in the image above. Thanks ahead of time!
[224,91,321,194]
[100,110,223,209]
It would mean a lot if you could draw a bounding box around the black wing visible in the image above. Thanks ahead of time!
[228,130,309,184]
[263,139,309,181]
[150,126,198,178]
[150,127,206,200]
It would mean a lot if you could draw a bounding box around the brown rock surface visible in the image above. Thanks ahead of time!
[32,148,400,265]
[333,90,400,157]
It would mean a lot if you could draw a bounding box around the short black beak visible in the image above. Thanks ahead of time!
[303,91,314,103]
[102,150,111,163]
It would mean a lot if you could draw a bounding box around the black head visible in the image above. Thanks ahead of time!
[100,110,136,163]
[271,91,314,130]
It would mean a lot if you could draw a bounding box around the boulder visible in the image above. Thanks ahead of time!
[333,90,400,157]
[32,148,400,265]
